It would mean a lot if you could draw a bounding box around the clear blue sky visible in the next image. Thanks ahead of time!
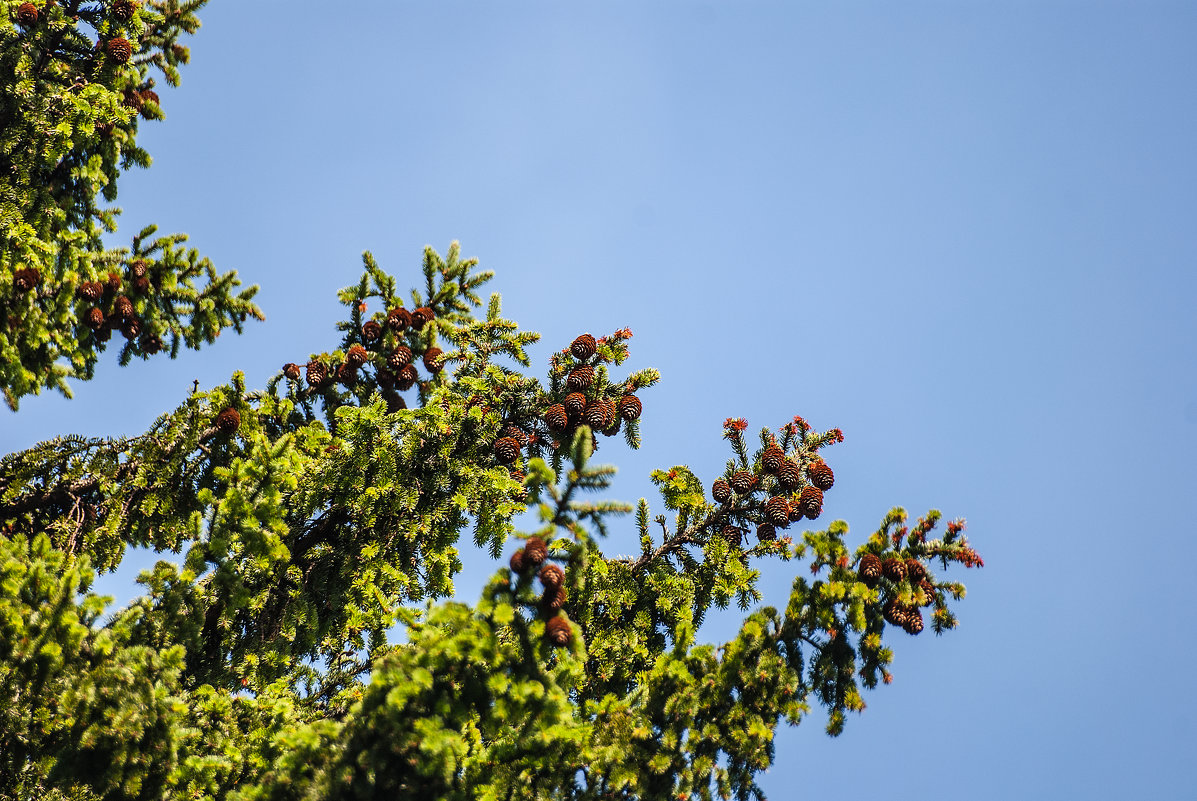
[6,2,1197,797]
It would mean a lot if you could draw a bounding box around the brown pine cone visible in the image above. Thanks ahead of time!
[918,579,937,607]
[583,400,607,429]
[545,615,572,646]
[13,268,40,292]
[881,557,907,582]
[410,306,434,329]
[78,281,103,302]
[105,37,133,63]
[776,459,803,490]
[499,424,528,447]
[16,3,38,26]
[566,365,595,392]
[386,307,411,330]
[94,324,111,343]
[120,317,141,339]
[131,276,150,294]
[570,333,597,361]
[283,362,301,381]
[361,320,382,343]
[128,259,148,278]
[215,407,240,434]
[336,362,358,387]
[761,445,785,474]
[113,294,134,321]
[882,598,908,627]
[140,333,163,354]
[494,437,521,464]
[524,536,548,567]
[538,563,565,592]
[563,392,587,418]
[84,307,106,330]
[509,548,527,574]
[905,558,927,583]
[346,344,368,368]
[110,0,137,21]
[396,364,419,391]
[509,469,528,501]
[730,470,755,494]
[720,525,743,547]
[543,404,569,431]
[306,360,328,387]
[765,496,791,527]
[618,394,642,421]
[387,345,413,370]
[542,586,567,612]
[106,271,122,291]
[422,347,444,373]
[857,553,882,586]
[797,486,823,519]
[712,478,732,504]
[756,523,777,542]
[902,607,924,635]
[383,389,407,413]
[807,460,835,491]
[601,414,621,437]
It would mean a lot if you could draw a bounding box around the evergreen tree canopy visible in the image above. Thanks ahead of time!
[1,3,984,799]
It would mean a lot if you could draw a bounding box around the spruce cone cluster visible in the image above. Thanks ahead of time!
[536,332,645,449]
[509,537,573,647]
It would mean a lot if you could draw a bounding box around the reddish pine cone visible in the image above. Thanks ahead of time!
[105,37,133,63]
[756,523,777,542]
[494,437,521,464]
[918,579,937,607]
[570,333,597,361]
[765,496,791,527]
[113,295,134,321]
[16,3,38,26]
[78,281,103,302]
[346,344,368,368]
[807,461,835,491]
[524,536,548,567]
[583,400,608,429]
[545,615,572,647]
[111,0,138,21]
[383,389,407,412]
[858,553,882,586]
[131,276,150,294]
[13,268,40,292]
[215,407,241,434]
[283,362,301,381]
[881,557,907,582]
[509,469,528,501]
[128,259,148,278]
[336,363,358,387]
[538,563,565,592]
[618,394,642,421]
[386,307,411,330]
[720,525,743,547]
[543,586,567,612]
[120,318,141,340]
[84,307,106,330]
[509,548,527,574]
[499,424,528,447]
[601,414,621,437]
[730,471,755,494]
[882,598,909,627]
[566,365,595,392]
[776,459,803,491]
[905,558,927,583]
[94,325,112,343]
[902,607,924,635]
[711,478,732,504]
[761,445,786,474]
[105,272,122,291]
[410,306,434,329]
[306,360,328,387]
[797,486,823,519]
[361,320,382,343]
[396,364,418,391]
[543,404,569,431]
[563,392,587,418]
[387,345,413,370]
[422,347,444,373]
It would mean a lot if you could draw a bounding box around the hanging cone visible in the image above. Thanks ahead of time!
[797,486,823,519]
[16,3,38,26]
[346,344,368,368]
[78,281,103,302]
[857,553,882,586]
[756,523,777,542]
[776,459,802,490]
[543,404,569,431]
[494,437,521,464]
[283,363,301,381]
[905,558,927,583]
[545,615,572,647]
[111,0,138,21]
[499,424,528,447]
[387,345,413,370]
[807,461,835,491]
[509,469,528,501]
[396,364,418,391]
[918,579,937,607]
[524,536,548,567]
[720,525,743,547]
[509,548,527,574]
[618,394,642,421]
[387,307,411,330]
[105,37,133,63]
[306,360,328,387]
[120,318,141,340]
[566,365,595,392]
[882,598,908,627]
[113,295,134,321]
[410,306,434,329]
[583,400,607,429]
[570,333,596,360]
[765,496,791,527]
[730,470,755,494]
[13,268,41,292]
[538,563,565,592]
[711,478,732,504]
[762,445,785,474]
[84,307,106,330]
[601,414,621,437]
[215,407,241,434]
[542,586,567,612]
[564,392,587,418]
[422,347,444,373]
[881,557,907,582]
[361,320,382,343]
[902,607,924,635]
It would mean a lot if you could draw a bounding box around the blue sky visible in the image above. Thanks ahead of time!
[6,2,1197,797]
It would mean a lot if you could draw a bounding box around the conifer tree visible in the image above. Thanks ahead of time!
[0,3,985,800]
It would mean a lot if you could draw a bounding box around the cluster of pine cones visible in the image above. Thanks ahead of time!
[710,443,835,546]
[540,333,643,440]
[76,261,163,352]
[856,553,936,635]
[508,536,572,647]
[281,304,441,409]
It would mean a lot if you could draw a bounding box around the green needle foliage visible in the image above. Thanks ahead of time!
[1,3,986,800]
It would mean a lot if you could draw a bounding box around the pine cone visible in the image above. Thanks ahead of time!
[422,347,444,373]
[396,363,418,391]
[538,563,565,592]
[730,470,755,494]
[720,524,743,547]
[499,424,528,447]
[131,275,150,294]
[601,414,621,437]
[905,558,927,584]
[776,459,803,490]
[120,317,141,340]
[765,496,791,527]
[797,486,823,519]
[808,461,835,491]
[306,360,328,387]
[509,548,527,574]
[583,400,607,429]
[882,598,909,627]
[13,268,40,292]
[543,586,567,612]
[857,553,882,586]
[410,306,434,329]
[618,394,642,421]
[543,404,569,431]
[361,320,382,343]
[509,469,528,501]
[902,607,924,635]
[756,523,777,542]
[78,281,103,302]
[386,307,411,330]
[524,536,548,568]
[711,478,732,504]
[545,615,572,647]
[113,294,134,321]
[283,362,301,381]
[566,365,595,392]
[564,392,587,418]
[336,362,358,387]
[346,344,368,368]
[387,345,413,370]
[762,445,785,474]
[16,3,38,26]
[110,0,137,21]
[570,333,597,361]
[106,271,122,291]
[494,437,521,465]
[918,579,937,607]
[140,333,162,354]
[383,389,407,413]
[94,324,112,343]
[215,407,240,434]
[105,37,133,63]
[84,307,106,330]
[881,557,907,582]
